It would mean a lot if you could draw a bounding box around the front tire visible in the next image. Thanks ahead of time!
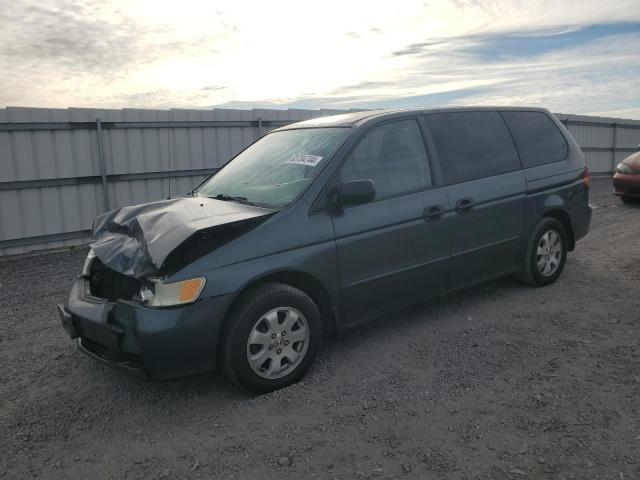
[220,282,322,394]
[517,218,568,287]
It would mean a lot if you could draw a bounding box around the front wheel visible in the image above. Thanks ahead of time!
[220,283,322,394]
[517,218,568,287]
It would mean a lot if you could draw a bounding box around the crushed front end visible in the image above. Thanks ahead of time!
[57,251,233,379]
[57,197,274,379]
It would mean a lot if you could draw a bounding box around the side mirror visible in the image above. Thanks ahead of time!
[334,179,376,208]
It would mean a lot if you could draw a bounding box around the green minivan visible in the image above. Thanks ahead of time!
[58,107,592,393]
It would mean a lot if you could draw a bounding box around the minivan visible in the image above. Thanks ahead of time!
[58,107,592,393]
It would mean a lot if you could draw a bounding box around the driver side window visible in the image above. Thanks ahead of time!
[340,119,432,200]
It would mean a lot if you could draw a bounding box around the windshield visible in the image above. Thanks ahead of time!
[196,127,351,207]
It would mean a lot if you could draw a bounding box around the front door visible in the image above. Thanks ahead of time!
[330,118,451,323]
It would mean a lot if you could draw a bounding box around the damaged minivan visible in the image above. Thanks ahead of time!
[58,108,592,393]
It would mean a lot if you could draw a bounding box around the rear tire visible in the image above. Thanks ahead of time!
[220,282,322,394]
[517,218,568,287]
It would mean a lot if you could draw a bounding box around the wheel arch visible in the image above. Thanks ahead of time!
[219,269,339,343]
[543,209,575,251]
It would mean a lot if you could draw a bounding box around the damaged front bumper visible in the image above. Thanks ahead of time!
[57,276,233,379]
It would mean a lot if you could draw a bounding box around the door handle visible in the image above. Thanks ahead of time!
[423,204,445,221]
[455,197,475,213]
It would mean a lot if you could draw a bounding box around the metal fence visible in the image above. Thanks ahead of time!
[555,113,640,173]
[1,107,639,255]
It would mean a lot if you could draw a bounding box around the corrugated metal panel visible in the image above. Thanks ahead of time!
[0,107,105,255]
[583,151,614,174]
[556,113,640,173]
[616,125,640,149]
[565,124,612,149]
[1,107,638,255]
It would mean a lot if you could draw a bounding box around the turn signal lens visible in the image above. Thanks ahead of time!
[179,278,205,302]
[141,277,206,307]
[581,167,590,187]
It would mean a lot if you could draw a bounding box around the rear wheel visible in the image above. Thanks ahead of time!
[220,283,322,394]
[517,218,568,287]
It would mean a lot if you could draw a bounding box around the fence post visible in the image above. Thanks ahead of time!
[95,118,110,212]
[257,117,263,138]
[611,122,618,173]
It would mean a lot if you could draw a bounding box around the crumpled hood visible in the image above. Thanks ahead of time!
[621,151,640,172]
[90,197,275,278]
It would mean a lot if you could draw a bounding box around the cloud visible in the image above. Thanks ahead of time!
[92,86,227,109]
[218,25,640,118]
[326,81,395,95]
[0,0,639,118]
[437,31,640,116]
[392,41,449,57]
[2,1,182,76]
[459,22,640,60]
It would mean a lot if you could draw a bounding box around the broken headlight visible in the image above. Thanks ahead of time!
[140,277,206,307]
[81,249,96,276]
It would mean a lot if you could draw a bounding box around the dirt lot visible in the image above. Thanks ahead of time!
[1,178,638,479]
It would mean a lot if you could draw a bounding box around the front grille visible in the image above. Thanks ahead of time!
[88,258,142,301]
[81,337,110,359]
[80,338,143,368]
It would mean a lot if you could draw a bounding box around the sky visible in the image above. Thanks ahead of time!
[1,0,640,118]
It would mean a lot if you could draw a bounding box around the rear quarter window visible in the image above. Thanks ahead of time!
[423,111,521,184]
[501,111,568,168]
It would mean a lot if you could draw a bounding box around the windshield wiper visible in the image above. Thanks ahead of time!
[212,193,252,204]
[207,193,280,210]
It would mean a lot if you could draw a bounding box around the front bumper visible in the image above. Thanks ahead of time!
[58,277,233,379]
[613,172,640,197]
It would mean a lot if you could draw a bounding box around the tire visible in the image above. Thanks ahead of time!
[220,282,322,394]
[517,218,568,287]
[621,195,639,204]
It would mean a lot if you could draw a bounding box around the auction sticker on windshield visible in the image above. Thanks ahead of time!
[287,154,323,166]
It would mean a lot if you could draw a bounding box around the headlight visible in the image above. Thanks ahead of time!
[617,162,635,174]
[140,277,206,307]
[81,249,96,276]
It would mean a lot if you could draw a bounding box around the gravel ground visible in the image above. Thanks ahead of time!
[1,177,639,479]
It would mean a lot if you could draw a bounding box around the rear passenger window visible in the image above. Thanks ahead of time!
[424,111,520,184]
[501,111,568,168]
[340,119,431,199]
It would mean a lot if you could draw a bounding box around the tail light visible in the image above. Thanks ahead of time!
[581,167,590,187]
